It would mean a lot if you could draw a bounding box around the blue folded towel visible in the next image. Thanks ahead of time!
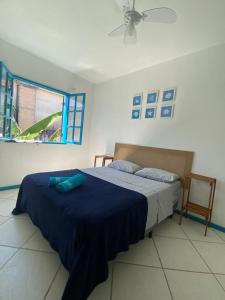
[56,173,86,193]
[49,177,70,186]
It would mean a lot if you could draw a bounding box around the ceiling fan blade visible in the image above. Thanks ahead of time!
[108,24,127,37]
[115,0,130,12]
[142,7,177,23]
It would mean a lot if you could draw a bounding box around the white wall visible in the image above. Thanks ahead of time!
[0,39,94,185]
[1,38,225,227]
[90,44,225,227]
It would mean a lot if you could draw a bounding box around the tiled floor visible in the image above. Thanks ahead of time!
[1,189,225,300]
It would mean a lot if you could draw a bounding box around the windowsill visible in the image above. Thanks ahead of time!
[0,139,81,145]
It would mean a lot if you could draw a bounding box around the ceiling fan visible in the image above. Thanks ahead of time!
[109,0,177,44]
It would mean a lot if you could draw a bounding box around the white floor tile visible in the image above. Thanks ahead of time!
[193,241,225,274]
[11,213,31,220]
[116,238,161,267]
[0,249,60,300]
[88,264,112,300]
[0,215,9,225]
[154,218,187,239]
[0,189,17,199]
[154,236,209,272]
[166,269,225,300]
[181,218,224,243]
[0,217,37,247]
[23,230,54,253]
[112,263,172,300]
[45,265,69,300]
[215,274,225,291]
[0,201,225,300]
[9,188,19,199]
[0,198,16,216]
[0,245,17,269]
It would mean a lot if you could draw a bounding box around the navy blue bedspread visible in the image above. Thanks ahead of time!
[12,169,148,300]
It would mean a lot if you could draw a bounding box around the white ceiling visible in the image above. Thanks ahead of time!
[0,0,225,83]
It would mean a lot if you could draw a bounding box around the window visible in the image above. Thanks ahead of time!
[13,80,63,142]
[0,62,85,144]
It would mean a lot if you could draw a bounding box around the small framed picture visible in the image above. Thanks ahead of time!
[145,107,157,119]
[162,88,176,102]
[133,94,142,106]
[160,105,174,118]
[147,91,159,104]
[132,108,141,119]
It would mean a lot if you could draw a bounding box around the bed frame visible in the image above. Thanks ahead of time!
[114,143,194,181]
[114,143,194,238]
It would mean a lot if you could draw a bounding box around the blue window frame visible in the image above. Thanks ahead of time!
[0,62,85,145]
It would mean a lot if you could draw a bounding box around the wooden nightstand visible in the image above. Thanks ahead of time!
[94,155,114,167]
[179,173,216,236]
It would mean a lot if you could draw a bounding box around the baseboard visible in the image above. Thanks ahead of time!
[0,185,20,191]
[175,209,225,233]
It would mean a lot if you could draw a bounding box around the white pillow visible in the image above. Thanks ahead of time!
[135,168,179,183]
[108,160,141,174]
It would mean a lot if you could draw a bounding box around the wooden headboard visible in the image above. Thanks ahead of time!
[114,143,194,180]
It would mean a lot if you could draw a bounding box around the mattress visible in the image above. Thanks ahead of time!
[83,167,181,230]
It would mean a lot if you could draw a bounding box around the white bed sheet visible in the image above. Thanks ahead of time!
[83,167,181,231]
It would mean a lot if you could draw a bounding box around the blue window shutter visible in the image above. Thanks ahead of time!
[0,62,13,139]
[65,93,85,145]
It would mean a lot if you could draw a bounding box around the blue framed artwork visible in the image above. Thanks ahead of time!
[147,91,159,104]
[162,88,176,102]
[132,108,141,119]
[145,107,156,119]
[133,94,142,106]
[160,105,174,118]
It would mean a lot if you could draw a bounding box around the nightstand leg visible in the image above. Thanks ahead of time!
[180,181,186,225]
[205,215,209,236]
[205,222,208,236]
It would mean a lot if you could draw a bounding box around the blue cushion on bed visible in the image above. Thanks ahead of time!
[56,173,86,192]
[49,176,70,186]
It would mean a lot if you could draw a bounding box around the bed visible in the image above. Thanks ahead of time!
[12,143,194,300]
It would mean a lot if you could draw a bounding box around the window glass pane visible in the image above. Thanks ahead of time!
[73,128,81,143]
[7,76,13,95]
[0,92,5,114]
[4,118,11,137]
[6,103,11,117]
[67,127,73,142]
[74,112,82,127]
[68,112,74,126]
[1,67,7,94]
[69,96,76,111]
[76,95,84,111]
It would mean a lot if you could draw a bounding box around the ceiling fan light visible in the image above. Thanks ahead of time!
[124,24,137,44]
